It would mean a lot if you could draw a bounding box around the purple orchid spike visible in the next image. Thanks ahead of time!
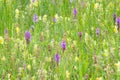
[73,8,77,17]
[25,31,31,45]
[54,53,60,65]
[4,29,8,35]
[53,17,57,22]
[81,1,85,8]
[33,14,38,23]
[96,28,100,36]
[32,0,35,3]
[117,18,120,30]
[113,13,117,24]
[78,32,82,38]
[61,41,66,52]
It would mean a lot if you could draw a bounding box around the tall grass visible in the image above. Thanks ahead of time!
[0,0,120,80]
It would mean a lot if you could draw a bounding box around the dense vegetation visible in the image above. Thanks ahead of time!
[0,0,120,80]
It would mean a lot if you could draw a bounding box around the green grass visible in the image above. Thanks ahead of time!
[0,0,120,80]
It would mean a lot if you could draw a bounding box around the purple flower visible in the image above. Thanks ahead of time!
[73,8,77,17]
[113,13,117,24]
[78,32,82,38]
[4,29,8,35]
[81,1,85,8]
[33,14,38,23]
[32,0,35,3]
[61,41,66,52]
[54,53,60,65]
[117,18,120,30]
[53,17,57,22]
[25,31,31,40]
[96,28,100,36]
[25,31,31,44]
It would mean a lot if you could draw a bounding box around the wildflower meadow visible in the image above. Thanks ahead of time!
[0,0,120,80]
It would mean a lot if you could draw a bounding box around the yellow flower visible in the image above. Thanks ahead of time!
[103,50,109,57]
[18,67,23,73]
[94,3,99,9]
[48,57,51,62]
[30,0,39,7]
[27,64,31,70]
[15,9,19,14]
[54,74,59,80]
[1,56,6,61]
[114,27,118,33]
[66,70,70,78]
[73,40,77,46]
[114,63,119,67]
[103,53,108,57]
[96,77,102,80]
[16,27,20,34]
[39,16,42,20]
[43,15,47,22]
[55,14,59,19]
[67,38,71,43]
[31,76,36,80]
[0,36,4,44]
[8,73,11,78]
[73,66,77,70]
[71,40,77,48]
[67,31,70,34]
[75,56,79,62]
[33,1,39,7]
[114,61,120,72]
[45,57,51,62]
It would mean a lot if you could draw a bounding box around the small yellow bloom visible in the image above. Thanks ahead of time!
[15,9,19,15]
[8,73,11,78]
[71,41,77,48]
[39,16,42,20]
[0,36,4,44]
[96,77,102,80]
[114,63,119,67]
[67,38,71,42]
[103,50,109,57]
[30,0,39,7]
[73,66,77,70]
[114,61,120,72]
[75,56,79,62]
[66,70,70,78]
[103,53,108,57]
[16,27,20,34]
[1,56,6,61]
[45,57,51,62]
[114,27,118,33]
[31,76,36,80]
[67,31,70,34]
[48,57,51,62]
[94,3,99,9]
[54,74,59,80]
[73,40,77,46]
[43,15,47,22]
[27,64,31,70]
[18,67,23,73]
[55,14,59,19]
[33,1,39,7]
